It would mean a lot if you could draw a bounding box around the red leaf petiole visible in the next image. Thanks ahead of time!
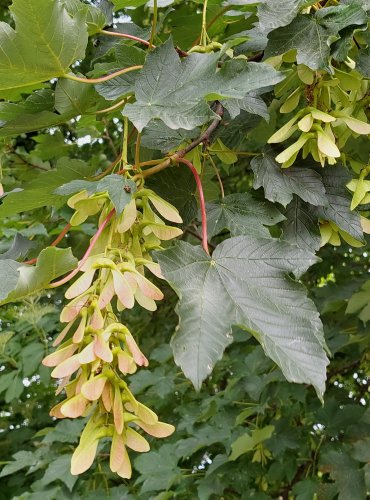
[23,223,72,266]
[49,209,115,288]
[176,158,210,255]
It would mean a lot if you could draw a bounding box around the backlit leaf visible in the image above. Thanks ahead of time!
[0,0,88,95]
[0,247,77,305]
[0,158,96,217]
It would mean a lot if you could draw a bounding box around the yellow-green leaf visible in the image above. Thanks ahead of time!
[361,216,370,234]
[297,64,314,85]
[328,230,341,246]
[334,68,362,91]
[339,230,365,247]
[212,138,238,165]
[348,178,370,210]
[320,223,333,247]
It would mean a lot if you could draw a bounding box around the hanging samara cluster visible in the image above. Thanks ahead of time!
[42,182,183,477]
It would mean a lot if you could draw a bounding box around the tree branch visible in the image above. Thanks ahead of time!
[12,151,48,171]
[26,106,223,269]
[184,227,215,251]
[102,118,118,157]
[138,102,224,180]
[176,102,224,156]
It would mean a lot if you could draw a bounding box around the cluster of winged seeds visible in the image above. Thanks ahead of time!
[42,184,183,477]
[269,66,370,167]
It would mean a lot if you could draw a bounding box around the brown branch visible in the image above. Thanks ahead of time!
[138,102,224,180]
[356,378,370,402]
[176,102,224,156]
[248,52,264,63]
[24,106,224,267]
[328,359,360,379]
[138,159,166,167]
[175,47,189,57]
[91,154,122,181]
[277,464,307,500]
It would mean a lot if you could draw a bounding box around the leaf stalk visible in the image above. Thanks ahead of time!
[100,29,153,48]
[64,65,142,84]
[49,209,115,288]
[150,0,158,49]
[23,223,72,266]
[176,157,209,255]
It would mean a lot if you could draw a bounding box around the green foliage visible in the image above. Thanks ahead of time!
[282,196,322,253]
[251,149,327,207]
[206,193,285,238]
[0,0,88,96]
[346,279,370,322]
[123,38,283,131]
[157,238,328,395]
[0,0,369,498]
[265,4,367,71]
[0,158,97,217]
[316,167,365,242]
[0,247,77,304]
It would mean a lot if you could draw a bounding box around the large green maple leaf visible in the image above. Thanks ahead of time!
[123,38,283,131]
[156,237,329,397]
[265,4,367,71]
[0,0,88,95]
